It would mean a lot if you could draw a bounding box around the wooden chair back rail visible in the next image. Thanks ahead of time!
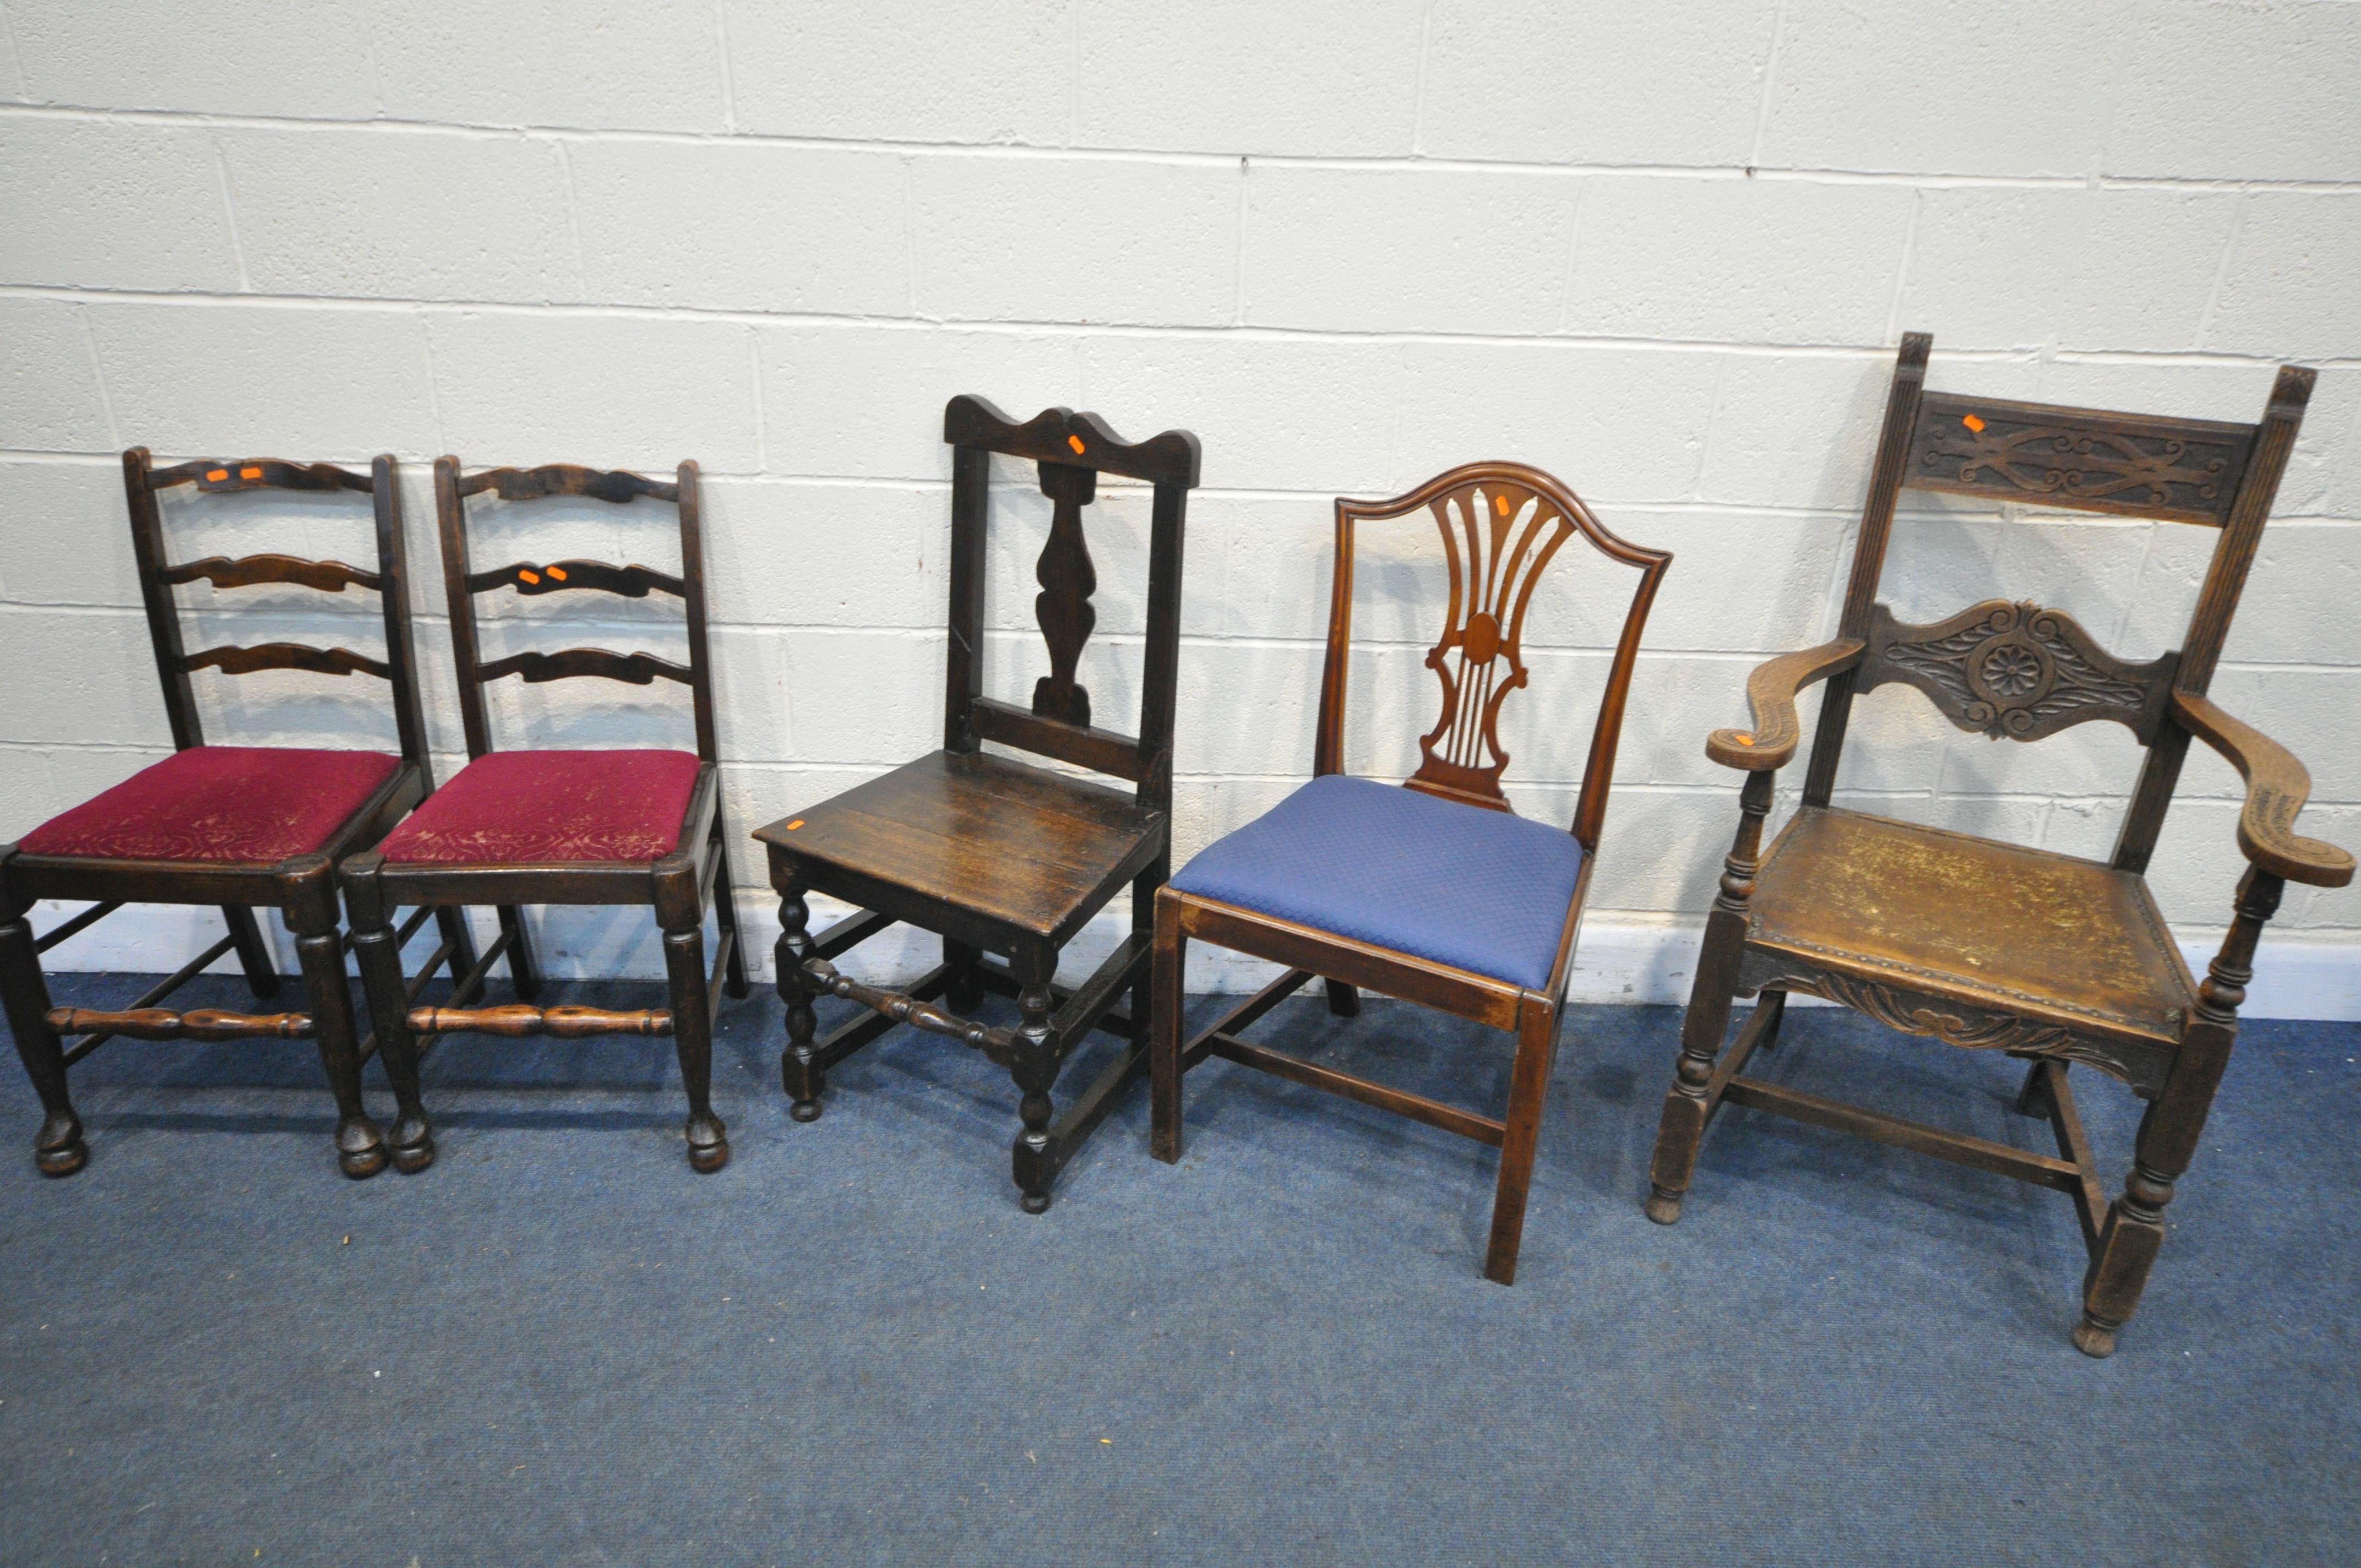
[1855,598,2181,745]
[434,455,719,763]
[463,560,687,598]
[1314,460,1671,847]
[940,394,1201,809]
[1904,391,2255,525]
[123,448,432,763]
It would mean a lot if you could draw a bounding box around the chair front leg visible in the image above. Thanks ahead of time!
[2075,867,2278,1358]
[1149,890,1188,1164]
[1010,960,1059,1213]
[1484,999,1563,1286]
[663,918,728,1173]
[346,868,434,1174]
[1647,767,1774,1224]
[282,861,385,1180]
[0,885,84,1176]
[775,882,824,1121]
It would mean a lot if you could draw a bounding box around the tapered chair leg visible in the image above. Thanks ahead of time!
[293,921,386,1178]
[1647,770,1774,1225]
[0,898,84,1176]
[1150,893,1187,1164]
[222,905,281,999]
[497,904,542,1000]
[665,921,728,1173]
[776,885,824,1121]
[349,900,434,1174]
[1010,967,1059,1213]
[1324,979,1361,1018]
[1483,1003,1562,1285]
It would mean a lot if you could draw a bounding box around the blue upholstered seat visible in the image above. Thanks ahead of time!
[1168,774,1585,991]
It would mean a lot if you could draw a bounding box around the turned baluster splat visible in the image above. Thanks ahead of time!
[1410,480,1580,809]
[1031,461,1100,728]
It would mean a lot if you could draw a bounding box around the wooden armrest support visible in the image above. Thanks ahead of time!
[46,1007,313,1041]
[406,1004,674,1037]
[2173,691,2355,887]
[1705,638,1866,771]
[802,959,1018,1063]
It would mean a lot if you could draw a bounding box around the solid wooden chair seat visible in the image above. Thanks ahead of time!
[765,749,1163,946]
[1749,807,2194,1046]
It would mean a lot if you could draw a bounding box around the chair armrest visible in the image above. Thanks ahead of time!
[2173,691,2355,888]
[1705,638,1867,771]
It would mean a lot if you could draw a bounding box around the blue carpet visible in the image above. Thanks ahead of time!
[2,970,2356,1566]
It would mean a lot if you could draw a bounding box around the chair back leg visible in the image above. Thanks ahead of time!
[495,903,542,999]
[221,905,281,999]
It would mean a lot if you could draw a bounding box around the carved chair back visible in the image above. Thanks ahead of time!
[939,395,1203,816]
[1810,334,2314,875]
[123,448,430,766]
[1314,462,1671,851]
[434,459,718,765]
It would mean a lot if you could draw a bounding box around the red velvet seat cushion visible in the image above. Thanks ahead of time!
[18,746,399,864]
[379,749,701,865]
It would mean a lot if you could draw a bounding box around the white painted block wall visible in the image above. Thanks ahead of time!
[2,1,2358,1015]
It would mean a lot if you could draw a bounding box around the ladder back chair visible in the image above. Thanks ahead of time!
[340,458,749,1175]
[1646,333,2352,1355]
[1152,461,1672,1284]
[755,395,1199,1213]
[1,449,472,1178]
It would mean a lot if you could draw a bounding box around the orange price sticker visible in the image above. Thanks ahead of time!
[205,469,229,482]
[1067,434,1086,455]
[518,569,541,585]
[785,819,804,831]
[546,565,568,580]
[1961,413,1985,433]
[1494,493,1510,516]
[240,465,263,479]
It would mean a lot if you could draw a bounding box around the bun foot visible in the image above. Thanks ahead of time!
[35,1112,88,1178]
[1020,1190,1052,1215]
[1644,1186,1684,1225]
[788,1098,823,1124]
[687,1115,729,1173]
[2072,1314,2119,1359]
[335,1115,388,1180]
[388,1114,435,1175]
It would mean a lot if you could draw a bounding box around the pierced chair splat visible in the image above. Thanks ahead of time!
[1644,333,2353,1357]
[754,396,1200,1214]
[0,450,471,1178]
[1151,462,1672,1284]
[338,458,749,1175]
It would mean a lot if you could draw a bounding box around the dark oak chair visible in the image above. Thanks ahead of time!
[0,449,475,1178]
[339,458,748,1175]
[1646,333,2353,1355]
[755,396,1199,1213]
[1151,462,1672,1284]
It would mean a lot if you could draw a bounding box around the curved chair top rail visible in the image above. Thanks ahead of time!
[145,456,377,494]
[450,460,681,505]
[945,394,1201,489]
[1318,460,1672,851]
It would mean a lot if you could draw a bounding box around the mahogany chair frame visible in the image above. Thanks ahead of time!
[339,459,749,1175]
[0,449,475,1178]
[757,396,1200,1213]
[1152,461,1672,1284]
[1646,333,2353,1355]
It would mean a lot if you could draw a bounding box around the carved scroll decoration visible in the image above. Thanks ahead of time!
[1409,481,1576,807]
[1030,462,1099,728]
[1907,396,2251,524]
[1863,600,2177,744]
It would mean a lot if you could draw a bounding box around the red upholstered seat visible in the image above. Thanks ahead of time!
[18,746,399,864]
[379,749,701,865]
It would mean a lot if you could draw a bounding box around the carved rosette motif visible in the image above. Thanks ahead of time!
[1410,482,1575,802]
[1864,600,2173,743]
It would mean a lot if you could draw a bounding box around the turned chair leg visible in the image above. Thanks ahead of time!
[292,917,386,1179]
[1484,1002,1563,1286]
[1647,769,1774,1226]
[0,899,85,1176]
[350,905,434,1174]
[1150,897,1187,1164]
[1010,967,1059,1213]
[2075,868,2276,1357]
[664,920,728,1173]
[221,905,281,999]
[776,885,824,1121]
